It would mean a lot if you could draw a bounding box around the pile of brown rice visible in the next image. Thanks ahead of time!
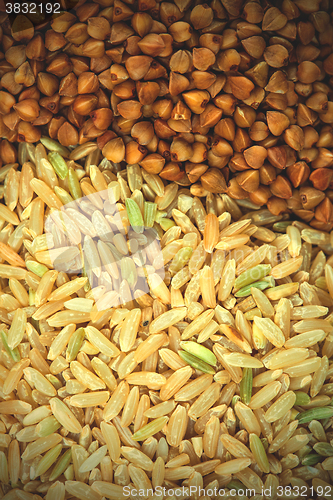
[1,140,333,500]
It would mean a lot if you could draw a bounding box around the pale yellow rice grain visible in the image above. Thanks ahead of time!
[121,386,140,427]
[264,391,296,423]
[325,263,333,299]
[270,256,303,279]
[213,344,243,383]
[203,415,220,458]
[65,480,102,500]
[215,458,252,475]
[310,355,329,398]
[253,316,285,348]
[165,405,187,447]
[220,434,254,460]
[264,348,309,370]
[70,361,106,390]
[79,445,108,473]
[21,433,63,461]
[125,371,167,389]
[235,467,263,494]
[188,383,221,419]
[160,366,193,401]
[159,348,187,370]
[174,373,213,401]
[222,353,263,369]
[218,259,236,302]
[127,402,149,440]
[279,434,311,456]
[149,307,187,334]
[287,225,301,257]
[69,391,110,408]
[251,286,274,318]
[0,399,31,414]
[7,308,27,350]
[47,277,87,302]
[236,244,269,275]
[47,324,76,361]
[103,380,129,421]
[200,265,216,308]
[293,318,333,333]
[197,320,219,343]
[181,308,214,340]
[248,381,282,409]
[290,305,328,319]
[86,325,120,357]
[50,397,82,433]
[100,422,121,461]
[164,465,194,480]
[234,401,261,436]
[119,308,141,352]
[8,439,20,487]
[23,367,57,396]
[47,310,91,327]
[122,446,154,471]
[90,481,124,500]
[283,356,321,377]
[64,298,94,312]
[216,234,250,250]
[2,358,30,395]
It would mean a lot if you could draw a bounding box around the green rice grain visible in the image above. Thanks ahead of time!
[178,350,215,374]
[180,341,217,366]
[48,152,69,180]
[0,330,20,362]
[125,198,144,233]
[240,368,252,405]
[297,407,333,424]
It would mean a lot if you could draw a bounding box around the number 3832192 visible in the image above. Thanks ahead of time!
[277,485,332,497]
[5,3,61,14]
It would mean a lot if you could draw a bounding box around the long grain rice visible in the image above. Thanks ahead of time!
[215,458,252,475]
[1,141,333,498]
